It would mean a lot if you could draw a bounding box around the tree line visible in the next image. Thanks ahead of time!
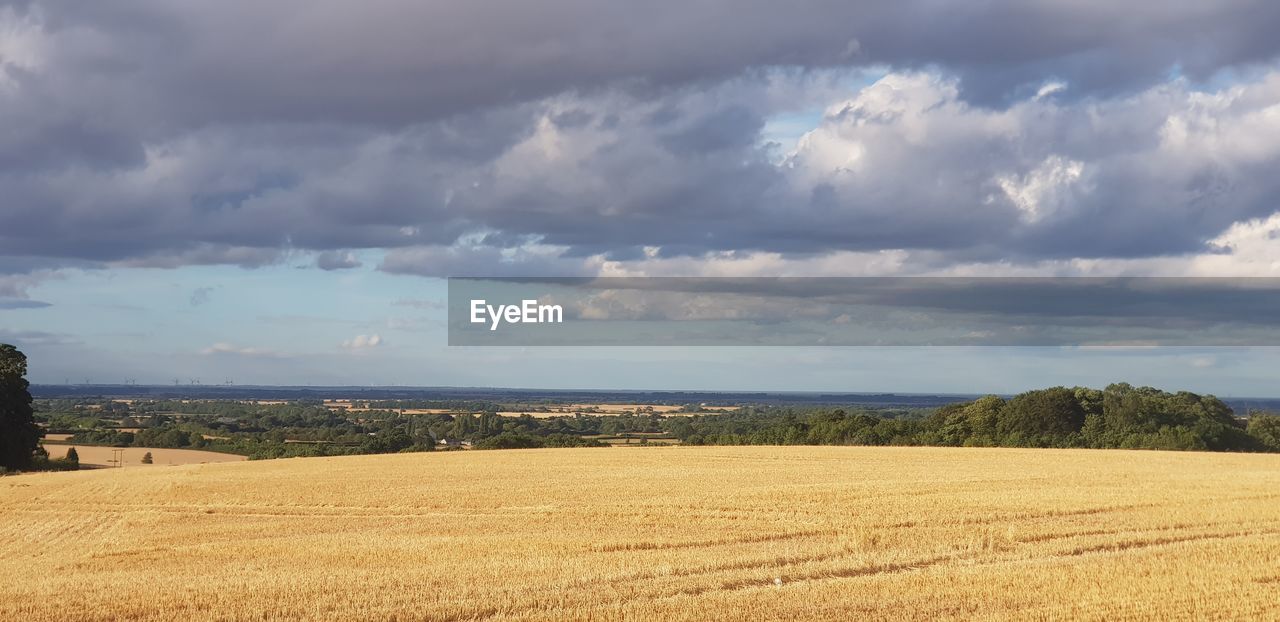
[668,385,1280,452]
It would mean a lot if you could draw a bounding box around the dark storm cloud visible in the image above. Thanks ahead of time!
[2,1,1280,278]
[14,0,1280,125]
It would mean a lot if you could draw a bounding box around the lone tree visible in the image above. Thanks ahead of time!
[65,447,80,464]
[0,344,41,470]
[141,451,153,464]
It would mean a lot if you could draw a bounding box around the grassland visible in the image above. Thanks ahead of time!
[2,446,1278,620]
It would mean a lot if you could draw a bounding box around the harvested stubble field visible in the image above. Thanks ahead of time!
[46,445,247,468]
[2,446,1279,621]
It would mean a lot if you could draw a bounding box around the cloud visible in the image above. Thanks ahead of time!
[0,267,63,298]
[513,276,1280,328]
[199,342,284,358]
[1,1,1280,279]
[369,70,1280,276]
[450,277,1280,346]
[380,243,601,278]
[392,298,445,310]
[780,72,1280,261]
[0,298,51,309]
[189,287,214,307]
[0,329,77,346]
[6,1,1278,126]
[315,250,362,271]
[341,334,383,350]
[111,246,285,270]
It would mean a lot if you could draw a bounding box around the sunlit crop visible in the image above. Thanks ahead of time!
[3,446,1278,620]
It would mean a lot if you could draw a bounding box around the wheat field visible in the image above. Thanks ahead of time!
[2,446,1279,621]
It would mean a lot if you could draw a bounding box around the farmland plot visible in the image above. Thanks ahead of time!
[1,446,1278,620]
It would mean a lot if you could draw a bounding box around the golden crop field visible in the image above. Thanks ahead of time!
[2,446,1279,621]
[44,445,247,468]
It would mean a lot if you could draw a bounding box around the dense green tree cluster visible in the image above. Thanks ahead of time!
[669,384,1271,452]
[1248,414,1280,450]
[0,345,41,471]
[68,429,135,446]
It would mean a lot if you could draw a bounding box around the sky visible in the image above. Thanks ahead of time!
[3,1,1280,394]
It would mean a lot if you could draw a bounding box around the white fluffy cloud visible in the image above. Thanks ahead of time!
[378,70,1280,278]
[341,334,383,350]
